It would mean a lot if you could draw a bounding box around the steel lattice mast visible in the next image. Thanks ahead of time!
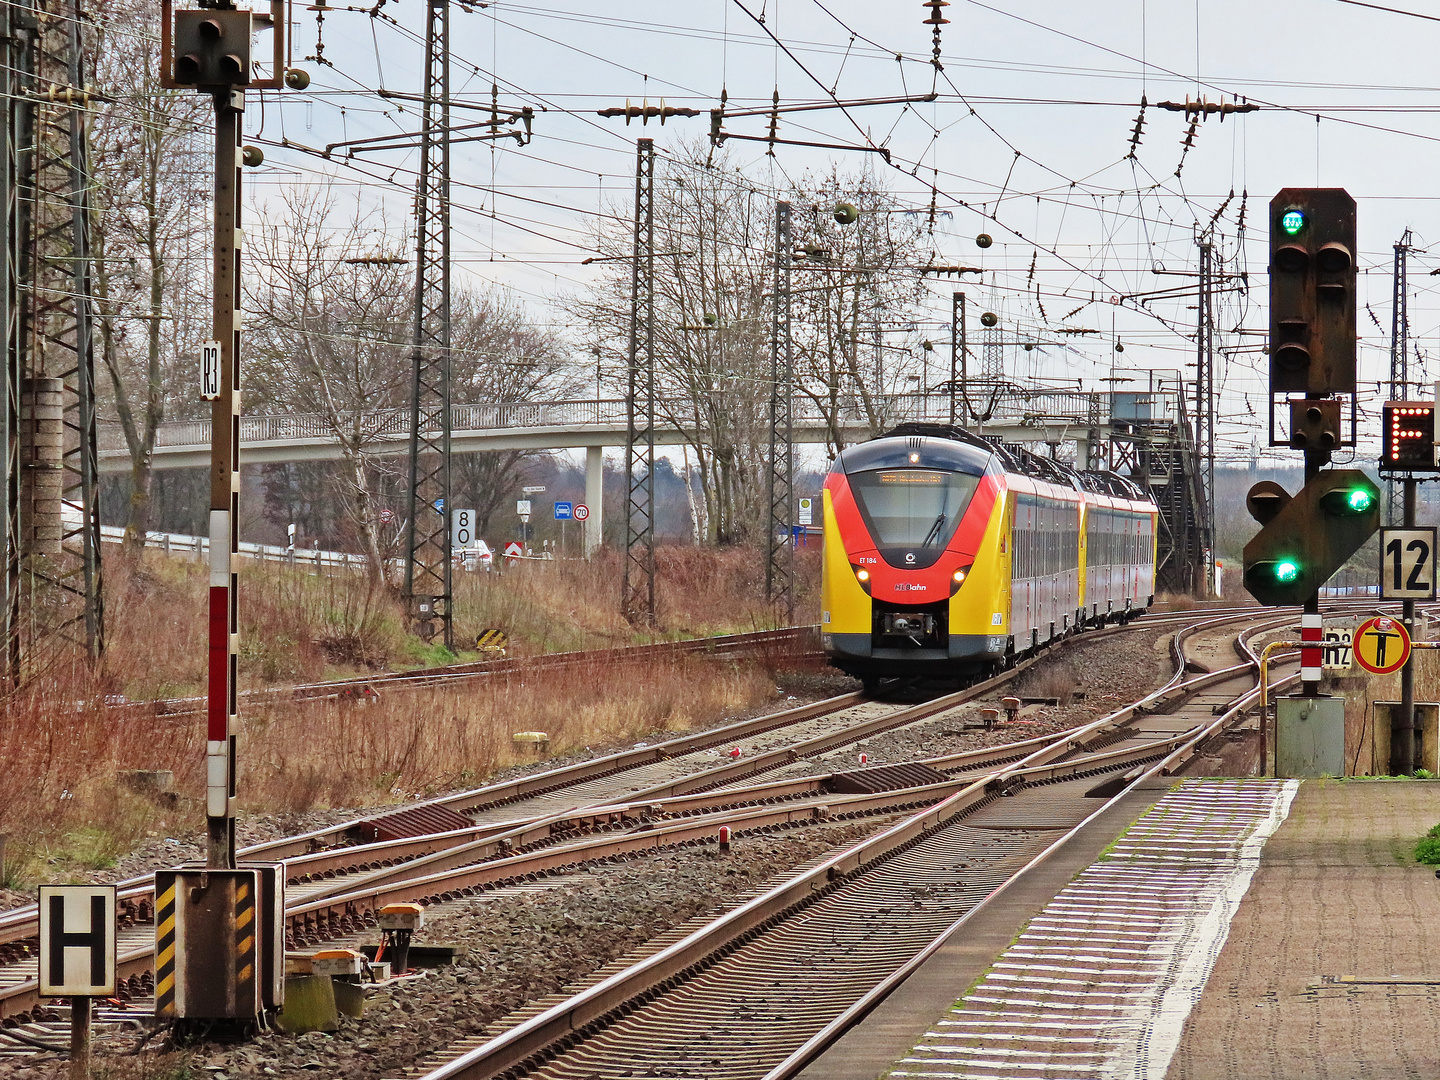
[765,200,794,623]
[621,138,656,625]
[6,0,103,675]
[948,290,965,426]
[402,0,453,648]
[1194,239,1216,595]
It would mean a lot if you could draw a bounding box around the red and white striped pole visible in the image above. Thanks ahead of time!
[1300,613,1323,690]
[206,91,243,870]
[1300,611,1323,688]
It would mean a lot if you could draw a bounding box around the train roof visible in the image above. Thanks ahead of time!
[851,423,1150,502]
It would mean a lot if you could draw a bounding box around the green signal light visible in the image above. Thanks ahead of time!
[1345,488,1375,513]
[1273,560,1301,584]
[1280,209,1306,235]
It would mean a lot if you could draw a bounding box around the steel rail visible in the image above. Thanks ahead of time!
[0,607,1184,954]
[4,608,1334,1038]
[399,612,1269,1080]
[252,614,1243,910]
[0,611,1217,1023]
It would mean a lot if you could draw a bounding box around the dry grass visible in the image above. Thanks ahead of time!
[0,543,815,887]
[240,656,775,811]
[452,543,821,653]
[94,542,817,701]
[0,651,782,886]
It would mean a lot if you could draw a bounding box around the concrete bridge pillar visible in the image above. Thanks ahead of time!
[584,446,604,557]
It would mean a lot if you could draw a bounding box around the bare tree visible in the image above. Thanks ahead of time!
[88,1,211,555]
[448,286,581,533]
[246,184,413,582]
[787,168,930,452]
[581,144,773,543]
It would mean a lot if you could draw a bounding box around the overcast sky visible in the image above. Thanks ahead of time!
[246,0,1440,464]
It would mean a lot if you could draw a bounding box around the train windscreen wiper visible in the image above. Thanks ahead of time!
[921,512,946,548]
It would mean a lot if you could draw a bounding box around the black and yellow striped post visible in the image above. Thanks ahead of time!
[234,876,255,999]
[476,628,509,653]
[154,877,177,1020]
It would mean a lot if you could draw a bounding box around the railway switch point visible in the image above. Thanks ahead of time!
[377,904,425,975]
[309,949,363,979]
[717,826,732,855]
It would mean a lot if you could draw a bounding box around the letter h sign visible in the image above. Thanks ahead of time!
[38,886,116,997]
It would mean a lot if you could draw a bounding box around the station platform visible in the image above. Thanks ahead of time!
[798,777,1440,1080]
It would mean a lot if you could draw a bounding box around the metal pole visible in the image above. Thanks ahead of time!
[621,138,656,625]
[68,995,90,1080]
[1389,232,1411,524]
[206,88,243,870]
[765,200,794,622]
[1396,478,1418,774]
[1300,447,1323,700]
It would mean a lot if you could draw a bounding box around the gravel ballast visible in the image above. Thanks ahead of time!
[14,822,880,1080]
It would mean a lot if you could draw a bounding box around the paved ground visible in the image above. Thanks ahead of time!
[879,779,1299,1080]
[1168,779,1440,1080]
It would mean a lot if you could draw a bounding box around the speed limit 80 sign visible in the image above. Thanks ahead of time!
[1380,527,1437,600]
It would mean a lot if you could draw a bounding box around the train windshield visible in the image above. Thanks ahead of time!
[848,469,979,549]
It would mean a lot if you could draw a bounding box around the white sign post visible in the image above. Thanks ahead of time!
[1381,527,1438,600]
[797,498,814,527]
[39,884,116,1077]
[452,508,476,549]
[1321,619,1359,674]
[200,340,221,401]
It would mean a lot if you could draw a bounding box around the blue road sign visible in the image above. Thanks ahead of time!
[554,501,573,520]
[432,498,445,512]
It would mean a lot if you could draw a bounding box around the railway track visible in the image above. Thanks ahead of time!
[388,613,1298,1080]
[126,625,824,718]
[0,610,1206,1030]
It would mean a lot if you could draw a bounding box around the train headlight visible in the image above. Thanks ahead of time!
[851,565,872,595]
[856,568,870,582]
[949,564,973,597]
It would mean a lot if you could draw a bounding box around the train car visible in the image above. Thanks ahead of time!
[821,423,1158,689]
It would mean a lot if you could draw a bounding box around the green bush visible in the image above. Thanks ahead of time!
[1415,822,1440,864]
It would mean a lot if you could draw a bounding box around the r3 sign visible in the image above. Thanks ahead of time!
[1380,527,1437,600]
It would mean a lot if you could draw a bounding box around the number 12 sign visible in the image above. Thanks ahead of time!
[1381,527,1437,600]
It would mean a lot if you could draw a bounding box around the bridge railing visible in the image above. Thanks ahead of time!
[101,387,1179,454]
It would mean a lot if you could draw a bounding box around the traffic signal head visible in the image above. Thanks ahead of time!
[172,9,251,89]
[1269,189,1356,396]
[1289,398,1341,453]
[1245,480,1291,525]
[1380,400,1438,474]
[1243,468,1380,605]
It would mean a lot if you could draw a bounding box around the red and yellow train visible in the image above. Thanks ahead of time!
[821,424,1159,688]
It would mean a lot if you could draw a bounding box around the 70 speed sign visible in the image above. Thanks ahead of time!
[1380,527,1438,600]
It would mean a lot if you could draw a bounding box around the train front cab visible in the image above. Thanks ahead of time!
[821,439,1011,683]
